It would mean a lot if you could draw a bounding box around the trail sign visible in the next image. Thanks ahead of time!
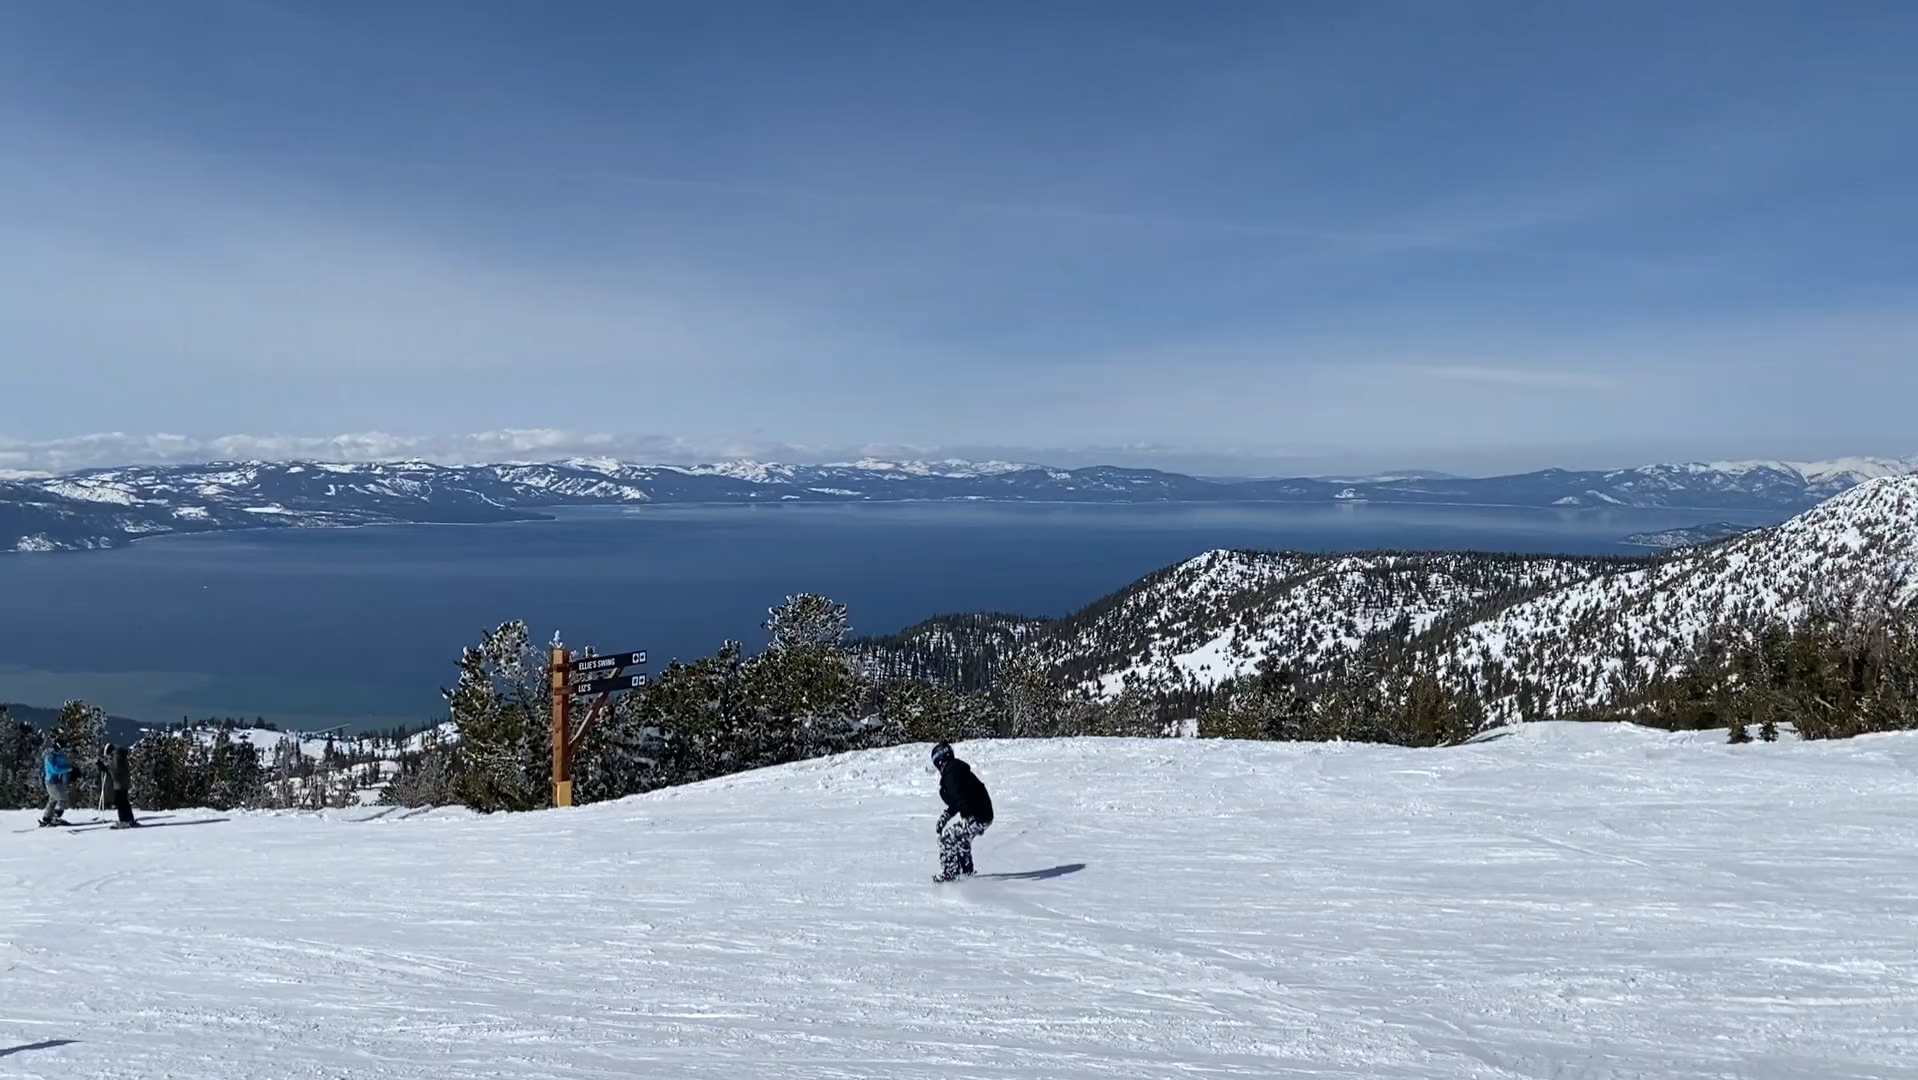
[550,640,649,809]
[566,650,646,676]
[572,672,650,696]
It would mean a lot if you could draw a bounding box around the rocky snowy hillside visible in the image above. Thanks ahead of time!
[858,550,1630,695]
[862,477,1918,725]
[1441,474,1918,723]
[4,453,1912,553]
[1065,551,1613,696]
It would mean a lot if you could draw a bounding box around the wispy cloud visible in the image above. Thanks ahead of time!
[5,429,1915,482]
[1396,365,1621,392]
[0,431,774,474]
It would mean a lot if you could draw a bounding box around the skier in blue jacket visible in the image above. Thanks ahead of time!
[39,747,74,827]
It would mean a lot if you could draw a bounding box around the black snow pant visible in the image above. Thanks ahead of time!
[112,788,135,825]
[939,816,989,879]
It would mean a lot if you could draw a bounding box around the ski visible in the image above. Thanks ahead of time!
[11,815,173,833]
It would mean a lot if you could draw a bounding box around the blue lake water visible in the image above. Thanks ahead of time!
[0,502,1782,730]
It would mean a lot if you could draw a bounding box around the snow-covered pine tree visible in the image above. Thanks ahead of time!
[446,620,550,812]
[382,725,463,807]
[875,679,967,743]
[764,593,851,654]
[1197,682,1270,740]
[571,689,666,802]
[746,596,864,764]
[661,639,753,781]
[0,712,45,810]
[53,699,108,808]
[128,731,188,810]
[205,729,265,808]
[997,651,1062,737]
[1087,682,1163,738]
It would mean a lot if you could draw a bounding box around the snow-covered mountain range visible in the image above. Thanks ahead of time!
[4,452,1915,553]
[860,475,1918,724]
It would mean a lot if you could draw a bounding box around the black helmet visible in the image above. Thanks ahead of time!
[930,741,954,768]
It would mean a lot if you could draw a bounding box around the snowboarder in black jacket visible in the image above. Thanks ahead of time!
[931,741,992,882]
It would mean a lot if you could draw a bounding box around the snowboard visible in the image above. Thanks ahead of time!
[935,863,1087,884]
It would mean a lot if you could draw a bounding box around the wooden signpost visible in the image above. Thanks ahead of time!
[549,642,648,807]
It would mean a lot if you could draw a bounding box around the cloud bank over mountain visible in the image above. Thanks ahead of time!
[5,430,1916,483]
[0,431,814,475]
[0,430,1324,477]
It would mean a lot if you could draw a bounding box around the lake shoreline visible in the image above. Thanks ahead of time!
[5,495,1792,558]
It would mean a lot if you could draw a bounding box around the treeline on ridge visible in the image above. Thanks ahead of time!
[0,705,431,812]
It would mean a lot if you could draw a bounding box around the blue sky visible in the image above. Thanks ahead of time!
[2,1,1914,475]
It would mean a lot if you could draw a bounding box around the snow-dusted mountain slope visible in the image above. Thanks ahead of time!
[0,458,1217,552]
[1220,454,1918,510]
[5,452,1912,553]
[864,477,1918,717]
[1124,553,1601,694]
[4,727,1916,1078]
[858,549,1622,696]
[1444,474,1918,722]
[1076,551,1612,696]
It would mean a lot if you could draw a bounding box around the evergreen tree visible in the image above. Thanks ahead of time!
[129,731,192,809]
[205,729,265,808]
[764,593,852,654]
[728,596,867,766]
[568,688,664,803]
[53,700,108,808]
[997,651,1062,737]
[874,679,968,744]
[382,726,464,807]
[0,714,46,810]
[447,621,550,812]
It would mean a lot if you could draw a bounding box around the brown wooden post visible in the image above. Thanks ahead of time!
[550,643,572,807]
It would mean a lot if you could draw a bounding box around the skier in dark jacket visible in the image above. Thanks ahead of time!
[100,743,138,828]
[931,741,992,882]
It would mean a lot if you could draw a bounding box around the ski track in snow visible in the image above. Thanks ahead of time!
[5,724,1918,1078]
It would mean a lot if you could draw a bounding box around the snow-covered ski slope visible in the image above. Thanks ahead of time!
[5,726,1918,1078]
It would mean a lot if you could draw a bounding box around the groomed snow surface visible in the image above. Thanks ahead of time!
[5,724,1918,1078]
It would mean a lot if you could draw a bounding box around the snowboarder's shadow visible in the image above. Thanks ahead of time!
[0,1039,76,1059]
[975,863,1086,881]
